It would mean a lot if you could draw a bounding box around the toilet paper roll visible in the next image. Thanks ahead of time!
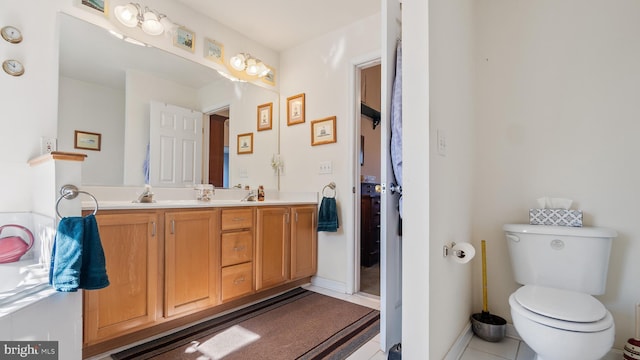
[452,242,476,264]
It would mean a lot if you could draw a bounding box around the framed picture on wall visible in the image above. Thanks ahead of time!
[174,27,195,52]
[257,102,273,131]
[287,93,305,126]
[204,38,224,64]
[74,130,101,151]
[80,0,108,16]
[237,133,253,154]
[311,116,337,146]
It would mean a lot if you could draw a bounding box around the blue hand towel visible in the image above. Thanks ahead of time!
[49,216,83,291]
[80,215,109,290]
[318,196,339,232]
[49,215,109,292]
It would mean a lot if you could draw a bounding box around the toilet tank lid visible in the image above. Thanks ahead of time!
[503,224,617,238]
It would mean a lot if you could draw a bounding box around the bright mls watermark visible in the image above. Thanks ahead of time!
[1,341,58,359]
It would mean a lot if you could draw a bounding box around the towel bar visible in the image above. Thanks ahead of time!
[55,184,98,218]
[322,182,336,198]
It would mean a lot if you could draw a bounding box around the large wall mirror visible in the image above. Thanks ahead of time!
[57,13,279,189]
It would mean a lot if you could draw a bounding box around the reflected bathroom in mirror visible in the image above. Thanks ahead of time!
[57,13,279,189]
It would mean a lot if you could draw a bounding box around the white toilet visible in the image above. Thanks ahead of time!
[504,224,617,360]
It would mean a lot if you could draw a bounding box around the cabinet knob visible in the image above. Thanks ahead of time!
[234,276,245,285]
[233,246,245,252]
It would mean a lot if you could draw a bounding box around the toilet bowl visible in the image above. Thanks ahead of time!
[509,285,614,360]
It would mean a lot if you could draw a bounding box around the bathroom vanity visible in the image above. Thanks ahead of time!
[81,200,317,357]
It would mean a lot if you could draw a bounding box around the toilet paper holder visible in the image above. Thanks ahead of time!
[443,242,468,259]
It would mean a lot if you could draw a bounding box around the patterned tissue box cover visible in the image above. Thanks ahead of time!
[529,209,583,227]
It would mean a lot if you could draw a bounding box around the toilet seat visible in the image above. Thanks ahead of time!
[510,286,613,333]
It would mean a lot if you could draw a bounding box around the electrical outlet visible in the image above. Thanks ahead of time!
[41,137,57,154]
[318,161,333,174]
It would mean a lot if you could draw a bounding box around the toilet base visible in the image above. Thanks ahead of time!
[511,305,614,360]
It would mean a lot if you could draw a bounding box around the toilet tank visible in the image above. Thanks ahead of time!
[504,224,617,295]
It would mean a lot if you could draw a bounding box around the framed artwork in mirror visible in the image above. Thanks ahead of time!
[174,27,195,52]
[75,130,101,151]
[287,93,305,126]
[80,0,108,16]
[204,38,224,64]
[311,116,337,146]
[257,102,273,131]
[237,133,253,154]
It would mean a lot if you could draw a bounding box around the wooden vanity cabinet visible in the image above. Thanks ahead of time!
[255,207,290,291]
[290,205,318,279]
[164,209,219,318]
[256,205,317,291]
[83,212,160,346]
[220,208,254,302]
[83,203,316,355]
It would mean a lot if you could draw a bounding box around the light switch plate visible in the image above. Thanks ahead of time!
[319,161,333,174]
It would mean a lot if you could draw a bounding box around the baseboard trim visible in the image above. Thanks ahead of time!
[447,320,622,360]
[310,276,347,294]
[444,323,473,360]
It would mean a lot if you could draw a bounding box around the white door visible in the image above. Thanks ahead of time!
[149,101,203,187]
[380,0,403,352]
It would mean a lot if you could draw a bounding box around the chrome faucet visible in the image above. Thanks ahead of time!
[241,190,257,202]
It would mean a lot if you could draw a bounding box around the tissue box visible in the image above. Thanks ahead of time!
[529,209,583,227]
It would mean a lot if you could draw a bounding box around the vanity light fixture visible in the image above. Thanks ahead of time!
[114,3,177,36]
[229,53,271,78]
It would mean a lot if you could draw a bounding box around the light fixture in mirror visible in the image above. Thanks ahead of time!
[114,3,177,36]
[229,53,271,79]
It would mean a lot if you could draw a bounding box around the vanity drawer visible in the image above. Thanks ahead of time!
[221,231,253,267]
[221,262,253,302]
[221,208,254,231]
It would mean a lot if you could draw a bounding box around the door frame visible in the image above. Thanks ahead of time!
[202,103,231,185]
[351,56,382,296]
[349,53,381,297]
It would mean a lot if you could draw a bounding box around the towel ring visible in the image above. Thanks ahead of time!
[322,182,336,198]
[55,184,98,219]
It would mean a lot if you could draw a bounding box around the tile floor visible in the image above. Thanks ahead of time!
[320,286,622,360]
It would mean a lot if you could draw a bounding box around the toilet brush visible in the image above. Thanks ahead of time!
[624,303,640,360]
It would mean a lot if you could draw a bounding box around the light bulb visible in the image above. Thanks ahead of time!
[245,58,259,76]
[257,62,270,77]
[230,54,246,71]
[114,4,139,28]
[141,11,163,35]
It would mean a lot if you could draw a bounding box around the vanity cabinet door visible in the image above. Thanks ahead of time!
[255,207,290,291]
[164,209,220,317]
[84,212,160,345]
[290,205,317,280]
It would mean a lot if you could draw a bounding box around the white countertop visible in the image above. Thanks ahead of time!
[83,198,318,210]
[79,186,319,211]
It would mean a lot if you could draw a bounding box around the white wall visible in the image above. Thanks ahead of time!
[58,76,125,185]
[427,0,476,357]
[473,0,640,350]
[361,116,381,180]
[278,14,381,290]
[0,0,60,212]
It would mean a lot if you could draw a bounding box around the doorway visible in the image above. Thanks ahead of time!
[358,63,382,297]
[205,107,230,187]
